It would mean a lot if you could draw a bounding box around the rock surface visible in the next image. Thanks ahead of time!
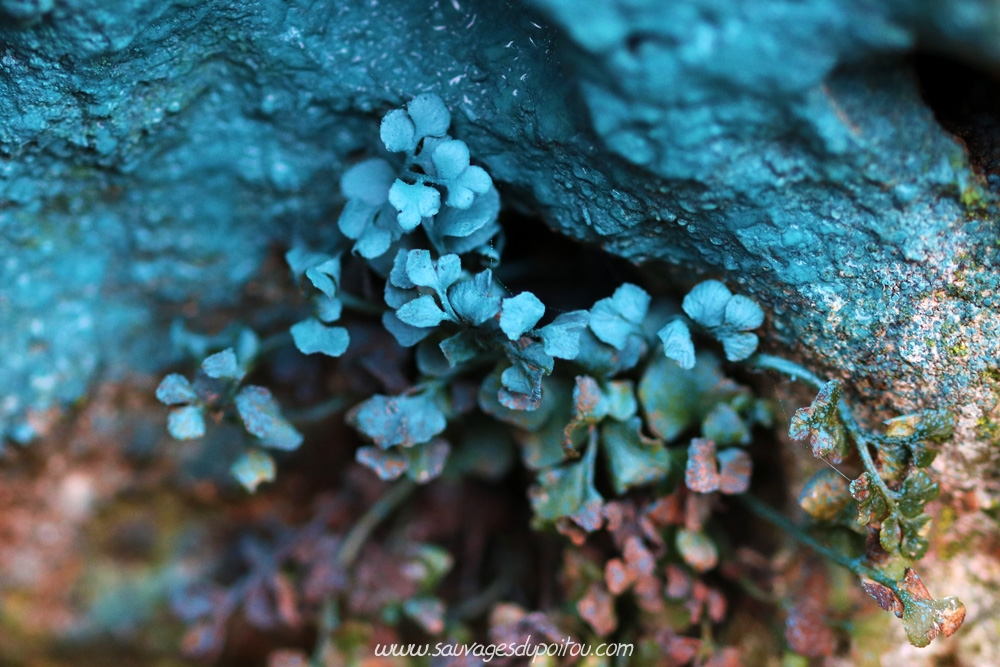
[2,0,1000,502]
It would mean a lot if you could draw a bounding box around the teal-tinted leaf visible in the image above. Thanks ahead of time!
[880,512,902,553]
[337,199,378,240]
[439,330,481,367]
[389,247,415,289]
[156,373,196,405]
[405,438,450,483]
[351,210,398,258]
[235,386,303,450]
[477,367,555,432]
[388,180,441,230]
[500,292,545,340]
[235,328,260,370]
[356,445,408,481]
[285,247,333,282]
[314,295,343,323]
[722,294,764,331]
[305,258,341,299]
[448,269,501,325]
[717,448,752,494]
[446,165,492,209]
[340,158,395,205]
[573,328,647,377]
[168,405,206,440]
[899,470,939,518]
[416,338,452,377]
[404,249,437,287]
[610,283,650,324]
[657,319,695,369]
[588,283,650,350]
[381,310,434,347]
[431,139,470,181]
[538,310,588,360]
[380,108,417,153]
[230,449,276,492]
[500,364,543,408]
[589,299,634,350]
[396,294,450,328]
[430,185,499,241]
[720,331,759,361]
[604,380,636,421]
[685,438,719,493]
[291,318,349,357]
[798,468,851,520]
[347,392,447,449]
[601,418,670,495]
[676,529,718,572]
[530,438,603,531]
[702,403,750,446]
[202,348,242,380]
[682,280,731,328]
[406,93,451,138]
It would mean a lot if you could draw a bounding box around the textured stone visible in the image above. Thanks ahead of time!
[2,0,1000,508]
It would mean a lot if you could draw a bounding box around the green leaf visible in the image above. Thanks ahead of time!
[722,294,764,330]
[898,470,939,518]
[897,569,966,647]
[880,512,902,553]
[405,438,451,483]
[477,368,555,433]
[604,380,637,421]
[701,402,750,446]
[530,436,603,531]
[850,472,889,525]
[230,449,276,492]
[719,331,759,361]
[798,468,851,521]
[675,529,718,572]
[900,514,932,560]
[600,418,670,495]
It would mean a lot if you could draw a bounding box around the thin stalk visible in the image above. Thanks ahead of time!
[739,494,896,589]
[286,394,355,425]
[747,353,825,390]
[337,478,417,567]
[338,291,386,316]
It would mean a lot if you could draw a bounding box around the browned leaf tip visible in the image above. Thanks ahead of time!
[861,579,903,616]
[577,582,617,637]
